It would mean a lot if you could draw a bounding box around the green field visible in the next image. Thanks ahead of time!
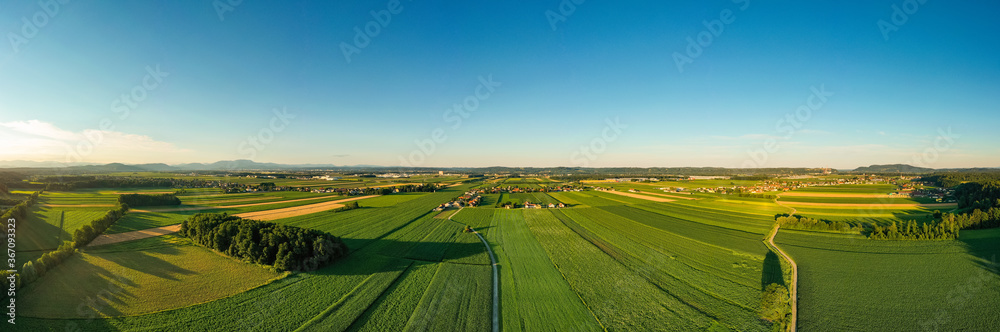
[776,228,1000,331]
[16,176,1000,331]
[20,235,285,317]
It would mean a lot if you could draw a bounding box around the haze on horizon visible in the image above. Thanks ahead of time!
[1,1,998,169]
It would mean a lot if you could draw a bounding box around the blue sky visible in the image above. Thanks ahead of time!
[1,0,998,168]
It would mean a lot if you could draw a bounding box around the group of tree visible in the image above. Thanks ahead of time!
[180,213,348,272]
[759,283,792,330]
[954,181,1000,211]
[72,204,130,247]
[936,208,1000,230]
[331,201,361,212]
[774,214,861,233]
[867,219,958,240]
[921,171,1000,188]
[118,193,181,207]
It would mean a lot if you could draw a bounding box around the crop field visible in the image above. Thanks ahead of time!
[17,176,1000,332]
[775,228,1000,331]
[486,209,602,331]
[20,235,285,317]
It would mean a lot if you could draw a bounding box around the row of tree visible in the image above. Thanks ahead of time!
[0,191,40,232]
[775,214,861,233]
[181,213,348,272]
[868,219,958,240]
[737,192,777,200]
[360,183,442,195]
[72,204,130,247]
[40,176,180,190]
[18,204,129,287]
[118,193,181,207]
[937,207,1000,230]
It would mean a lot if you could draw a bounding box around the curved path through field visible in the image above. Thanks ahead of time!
[765,222,798,331]
[451,208,499,332]
[86,224,182,247]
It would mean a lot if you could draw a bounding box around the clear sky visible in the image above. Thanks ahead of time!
[1,1,998,169]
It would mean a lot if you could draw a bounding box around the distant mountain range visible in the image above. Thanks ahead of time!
[0,160,356,171]
[0,160,996,174]
[850,164,1000,173]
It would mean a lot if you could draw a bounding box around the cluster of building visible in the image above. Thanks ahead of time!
[516,201,566,209]
[433,190,483,211]
[908,187,955,202]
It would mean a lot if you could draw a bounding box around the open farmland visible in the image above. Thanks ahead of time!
[20,235,285,317]
[775,228,1000,331]
[13,175,1000,332]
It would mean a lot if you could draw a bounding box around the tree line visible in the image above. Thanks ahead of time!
[118,193,181,207]
[42,177,180,190]
[774,214,861,233]
[868,219,958,240]
[180,213,348,272]
[921,171,1000,188]
[737,192,777,200]
[72,204,130,247]
[18,203,129,286]
[0,191,40,232]
[954,181,1000,211]
[936,208,1000,230]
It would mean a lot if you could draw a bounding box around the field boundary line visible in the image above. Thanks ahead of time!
[764,222,798,332]
[459,206,500,332]
[292,272,382,332]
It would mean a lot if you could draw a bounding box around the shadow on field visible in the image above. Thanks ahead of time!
[99,245,196,281]
[22,253,140,320]
[20,205,72,252]
[957,230,1000,277]
[306,236,490,276]
[761,250,785,290]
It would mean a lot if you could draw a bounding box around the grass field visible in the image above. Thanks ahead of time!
[487,209,602,331]
[20,235,285,318]
[17,177,1000,331]
[776,228,1000,331]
